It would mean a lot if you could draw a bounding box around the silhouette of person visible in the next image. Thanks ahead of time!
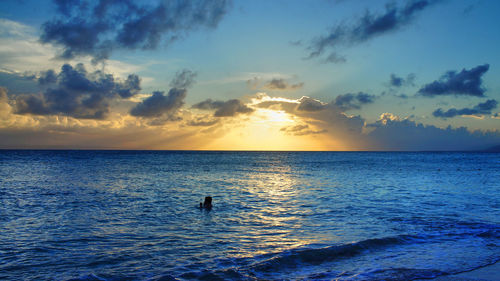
[202,196,212,209]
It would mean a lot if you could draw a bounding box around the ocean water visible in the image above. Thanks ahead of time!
[0,150,499,281]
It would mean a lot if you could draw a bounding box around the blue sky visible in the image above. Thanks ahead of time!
[0,0,499,150]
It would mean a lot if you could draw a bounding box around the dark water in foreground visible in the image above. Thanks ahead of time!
[0,151,499,280]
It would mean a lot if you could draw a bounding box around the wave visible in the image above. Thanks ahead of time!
[64,226,500,281]
[248,234,425,273]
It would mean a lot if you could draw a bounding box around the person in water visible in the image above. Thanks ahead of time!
[200,196,212,209]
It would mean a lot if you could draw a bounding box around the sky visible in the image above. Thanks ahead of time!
[0,0,499,151]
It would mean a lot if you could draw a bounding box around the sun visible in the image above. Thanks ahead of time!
[202,106,328,151]
[255,108,295,124]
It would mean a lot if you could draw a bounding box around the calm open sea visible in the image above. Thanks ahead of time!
[0,151,499,280]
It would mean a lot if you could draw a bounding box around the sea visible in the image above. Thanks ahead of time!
[0,150,499,281]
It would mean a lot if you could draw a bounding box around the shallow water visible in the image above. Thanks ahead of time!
[0,151,499,280]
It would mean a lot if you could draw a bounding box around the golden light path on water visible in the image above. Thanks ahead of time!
[219,154,341,258]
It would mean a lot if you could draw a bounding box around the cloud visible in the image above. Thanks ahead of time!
[433,99,498,119]
[366,112,500,150]
[186,115,219,127]
[334,92,376,110]
[280,124,327,136]
[130,89,186,118]
[418,64,489,97]
[253,94,500,150]
[0,87,12,118]
[246,77,303,91]
[0,18,34,38]
[323,53,347,64]
[193,98,254,117]
[0,17,147,79]
[254,95,366,137]
[14,63,141,119]
[0,87,7,102]
[129,69,196,120]
[37,69,58,85]
[3,89,499,150]
[40,0,232,62]
[263,78,304,91]
[0,114,206,150]
[296,96,327,112]
[169,69,197,89]
[389,73,415,87]
[307,0,438,62]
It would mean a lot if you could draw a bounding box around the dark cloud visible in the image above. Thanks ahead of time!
[389,73,415,87]
[280,124,327,136]
[54,0,81,16]
[169,69,197,89]
[296,96,327,112]
[129,69,195,119]
[187,115,219,127]
[116,74,141,98]
[418,64,489,97]
[263,78,304,91]
[38,70,57,85]
[390,75,404,87]
[14,64,141,119]
[307,0,438,62]
[41,0,232,62]
[366,113,500,151]
[192,98,253,117]
[334,92,376,110]
[130,89,186,118]
[433,99,498,119]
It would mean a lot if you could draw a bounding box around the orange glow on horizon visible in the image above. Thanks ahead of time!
[200,107,344,151]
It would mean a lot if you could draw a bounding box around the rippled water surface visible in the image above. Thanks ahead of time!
[0,151,499,280]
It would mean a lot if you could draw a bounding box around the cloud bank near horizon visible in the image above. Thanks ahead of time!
[1,86,499,150]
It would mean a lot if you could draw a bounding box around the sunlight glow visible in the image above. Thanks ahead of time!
[255,108,295,123]
[202,107,330,151]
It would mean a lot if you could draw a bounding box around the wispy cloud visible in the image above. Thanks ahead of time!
[306,0,439,63]
[389,73,416,87]
[433,99,498,119]
[262,78,304,91]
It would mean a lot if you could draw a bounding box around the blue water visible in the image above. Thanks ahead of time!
[0,151,499,280]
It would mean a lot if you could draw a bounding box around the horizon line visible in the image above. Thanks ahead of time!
[0,148,497,153]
